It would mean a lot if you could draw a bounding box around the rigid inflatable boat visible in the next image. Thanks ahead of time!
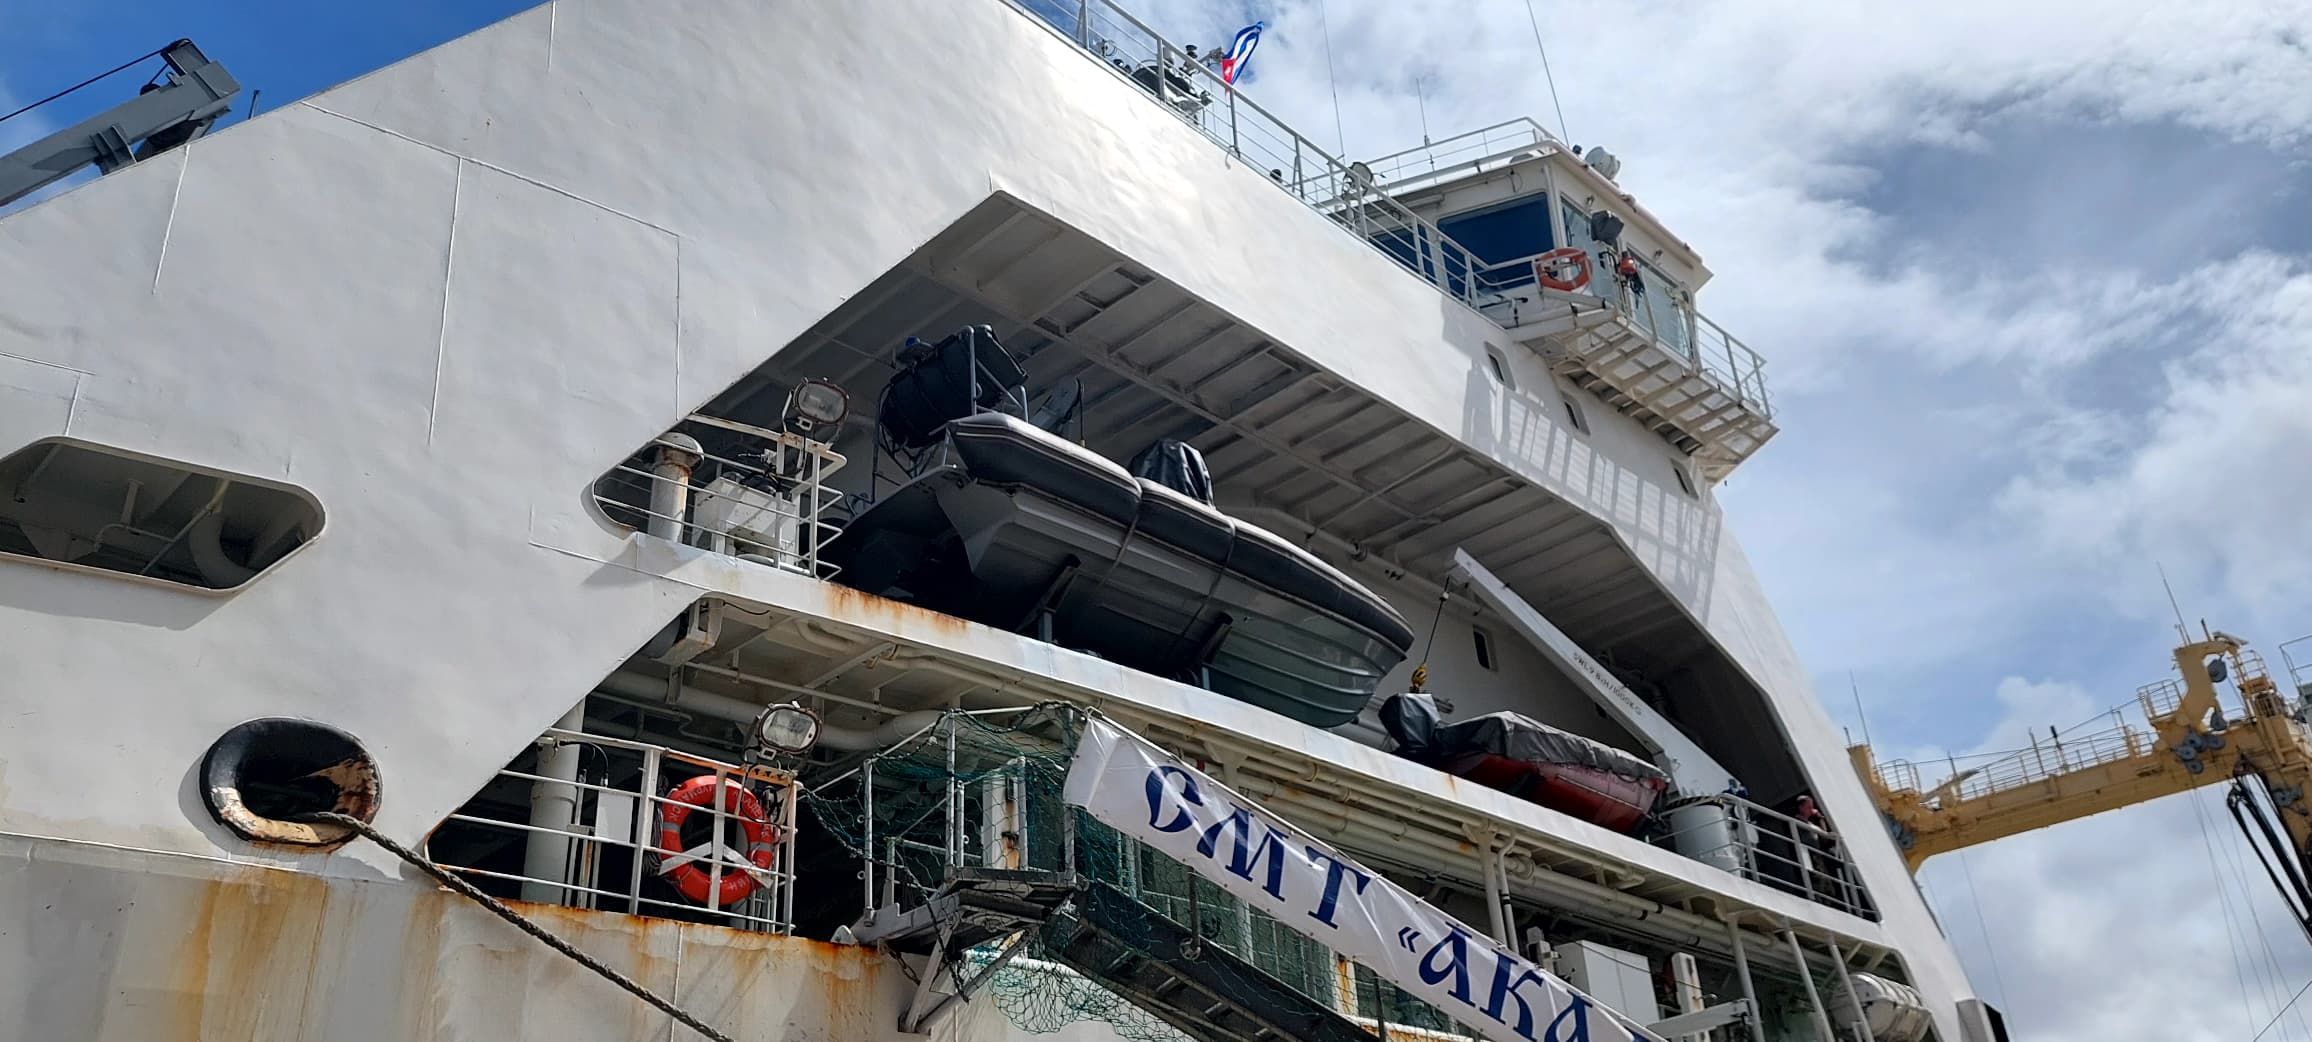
[826,327,1415,727]
[1379,692,1669,832]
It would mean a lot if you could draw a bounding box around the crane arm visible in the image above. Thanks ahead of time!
[1851,636,2312,875]
[0,40,239,208]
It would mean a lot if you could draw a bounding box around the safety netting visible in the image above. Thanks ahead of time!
[799,708,1458,1042]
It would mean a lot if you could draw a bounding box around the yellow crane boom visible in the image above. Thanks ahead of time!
[1849,635,2312,895]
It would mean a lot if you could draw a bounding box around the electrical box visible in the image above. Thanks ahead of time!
[692,476,803,562]
[1552,941,1660,1025]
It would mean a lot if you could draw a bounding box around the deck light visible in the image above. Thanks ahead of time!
[783,378,850,435]
[754,701,821,754]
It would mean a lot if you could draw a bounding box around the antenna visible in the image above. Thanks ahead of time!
[2157,562,2189,643]
[1849,671,1874,750]
[1414,75,1432,147]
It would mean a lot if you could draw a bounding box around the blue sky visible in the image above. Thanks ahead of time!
[7,0,2312,1038]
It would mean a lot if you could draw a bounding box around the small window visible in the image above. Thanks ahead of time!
[1559,384,1590,434]
[0,439,322,591]
[1672,457,1697,497]
[1472,627,1496,671]
[1483,346,1514,388]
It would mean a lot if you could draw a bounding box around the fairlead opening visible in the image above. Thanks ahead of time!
[200,717,381,847]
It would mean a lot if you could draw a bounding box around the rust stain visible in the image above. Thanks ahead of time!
[164,874,225,1040]
[824,582,976,639]
[165,864,330,1041]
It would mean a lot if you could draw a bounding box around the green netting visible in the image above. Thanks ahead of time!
[798,708,1365,1042]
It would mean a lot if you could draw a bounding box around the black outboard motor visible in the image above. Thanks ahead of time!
[878,326,1029,451]
[1129,438,1216,506]
[1377,692,1441,762]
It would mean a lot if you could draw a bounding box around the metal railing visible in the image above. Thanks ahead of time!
[1014,0,1777,427]
[1649,794,1875,919]
[1357,119,1561,193]
[427,728,802,933]
[1018,0,1491,309]
[591,415,849,578]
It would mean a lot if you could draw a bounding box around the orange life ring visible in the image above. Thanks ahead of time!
[1534,247,1592,292]
[654,775,779,906]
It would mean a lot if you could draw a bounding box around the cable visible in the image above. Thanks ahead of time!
[1954,851,2012,1012]
[2214,786,2312,1040]
[2192,790,2268,1035]
[1311,0,1349,156]
[300,811,740,1042]
[1518,0,1570,145]
[0,43,172,126]
[2255,977,2312,1042]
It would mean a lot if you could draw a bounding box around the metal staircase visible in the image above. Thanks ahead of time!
[853,865,1079,955]
[856,869,1378,1042]
[1497,292,1777,481]
[1041,882,1380,1042]
[855,866,1081,1033]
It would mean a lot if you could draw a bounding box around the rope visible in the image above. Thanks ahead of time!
[1410,580,1453,692]
[0,43,174,125]
[299,811,739,1042]
[1517,0,1571,145]
[1311,0,1349,156]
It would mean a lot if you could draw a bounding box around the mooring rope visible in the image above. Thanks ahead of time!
[299,811,739,1042]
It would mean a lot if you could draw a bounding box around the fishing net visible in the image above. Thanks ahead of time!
[800,708,1457,1042]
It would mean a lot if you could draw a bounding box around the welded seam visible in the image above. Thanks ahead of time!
[427,160,465,446]
[300,101,677,235]
[151,148,191,294]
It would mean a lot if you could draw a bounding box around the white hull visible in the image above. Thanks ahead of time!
[0,0,1988,1039]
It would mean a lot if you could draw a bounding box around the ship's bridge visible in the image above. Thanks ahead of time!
[1002,3,1776,482]
[1346,121,1776,480]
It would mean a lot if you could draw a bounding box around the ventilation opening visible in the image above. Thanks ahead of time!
[1472,626,1496,671]
[0,439,322,590]
[201,718,380,848]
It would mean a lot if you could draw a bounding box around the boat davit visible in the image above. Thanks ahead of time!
[824,326,1416,727]
[1379,691,1669,832]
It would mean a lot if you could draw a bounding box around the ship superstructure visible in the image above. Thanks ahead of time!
[0,1,1995,1040]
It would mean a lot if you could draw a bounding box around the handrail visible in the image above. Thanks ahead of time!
[1358,118,1561,191]
[1012,0,1773,424]
[1017,0,1490,308]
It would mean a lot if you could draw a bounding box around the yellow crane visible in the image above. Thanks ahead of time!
[1847,631,2312,936]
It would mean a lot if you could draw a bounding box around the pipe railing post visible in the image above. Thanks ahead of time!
[1828,939,1877,1042]
[1725,920,1768,1042]
[1782,925,1838,1042]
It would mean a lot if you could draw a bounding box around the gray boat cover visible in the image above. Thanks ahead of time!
[946,412,1416,651]
[1379,692,1667,783]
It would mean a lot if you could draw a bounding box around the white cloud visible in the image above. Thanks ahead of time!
[1123,0,2312,1036]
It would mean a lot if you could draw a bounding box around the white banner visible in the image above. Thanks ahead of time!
[1064,716,1665,1042]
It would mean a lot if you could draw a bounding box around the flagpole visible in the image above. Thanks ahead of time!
[1228,82,1240,159]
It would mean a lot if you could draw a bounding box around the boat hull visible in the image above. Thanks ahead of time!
[1435,752,1669,832]
[828,419,1413,727]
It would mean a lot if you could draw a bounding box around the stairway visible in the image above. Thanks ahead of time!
[1041,882,1379,1042]
[853,866,1078,954]
[858,869,1377,1042]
